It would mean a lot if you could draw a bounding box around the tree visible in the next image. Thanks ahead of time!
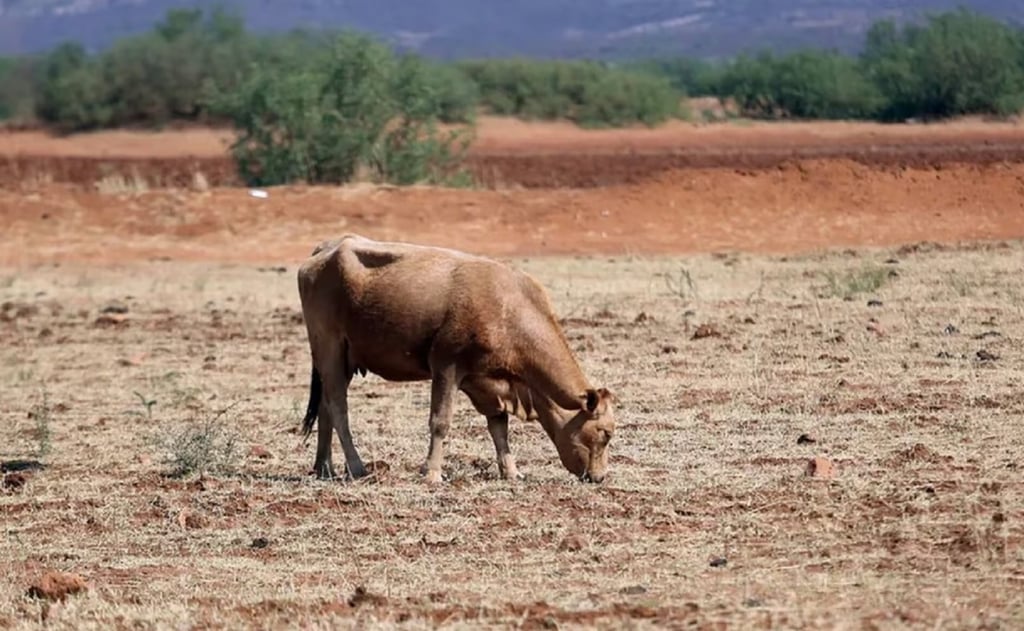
[211,32,472,187]
[863,9,1024,119]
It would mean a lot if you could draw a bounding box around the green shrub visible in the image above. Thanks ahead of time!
[34,7,257,130]
[576,71,681,127]
[0,56,38,123]
[719,50,882,119]
[19,6,1024,135]
[624,57,724,96]
[34,43,112,131]
[459,58,681,126]
[211,32,472,187]
[862,10,1024,120]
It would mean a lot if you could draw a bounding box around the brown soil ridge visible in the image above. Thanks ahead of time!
[4,159,1024,265]
[6,141,1024,191]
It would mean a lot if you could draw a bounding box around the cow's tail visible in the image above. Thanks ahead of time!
[301,365,322,440]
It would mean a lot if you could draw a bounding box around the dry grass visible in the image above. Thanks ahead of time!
[1,242,1023,628]
[94,171,149,196]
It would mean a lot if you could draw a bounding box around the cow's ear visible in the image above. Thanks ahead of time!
[597,387,617,404]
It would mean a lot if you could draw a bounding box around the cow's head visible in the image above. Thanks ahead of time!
[555,387,617,483]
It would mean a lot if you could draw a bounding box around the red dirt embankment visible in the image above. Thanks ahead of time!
[4,117,1024,189]
[2,118,1024,263]
[3,159,1024,265]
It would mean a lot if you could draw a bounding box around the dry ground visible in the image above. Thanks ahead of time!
[2,117,1024,628]
[2,241,1023,628]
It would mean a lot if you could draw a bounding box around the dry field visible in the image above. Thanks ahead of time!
[2,242,1024,628]
[2,118,1024,628]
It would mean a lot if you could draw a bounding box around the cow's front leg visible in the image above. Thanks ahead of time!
[422,365,456,484]
[487,412,525,481]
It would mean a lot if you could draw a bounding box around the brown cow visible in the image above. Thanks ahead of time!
[297,234,617,484]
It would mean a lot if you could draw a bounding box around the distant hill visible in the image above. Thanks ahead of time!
[1,0,1022,59]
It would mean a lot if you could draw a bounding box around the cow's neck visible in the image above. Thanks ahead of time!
[517,326,592,412]
[531,394,573,442]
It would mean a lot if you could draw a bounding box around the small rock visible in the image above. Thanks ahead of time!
[867,299,883,307]
[692,324,721,340]
[248,445,273,460]
[661,344,678,354]
[866,321,885,336]
[422,533,458,548]
[26,571,88,602]
[176,508,205,530]
[884,258,899,265]
[250,537,270,549]
[709,557,728,568]
[100,302,129,315]
[634,312,649,324]
[117,353,147,367]
[3,472,27,491]
[364,460,391,476]
[805,457,835,480]
[976,350,999,362]
[936,351,955,359]
[944,324,959,335]
[743,598,765,608]
[93,313,128,327]
[38,327,53,339]
[558,534,586,552]
[348,585,387,608]
[742,316,756,325]
[796,433,817,445]
[620,585,647,595]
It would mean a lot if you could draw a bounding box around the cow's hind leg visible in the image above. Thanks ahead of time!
[421,364,456,484]
[487,412,525,481]
[313,402,337,479]
[320,343,367,480]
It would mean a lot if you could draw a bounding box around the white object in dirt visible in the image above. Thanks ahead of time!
[249,189,269,199]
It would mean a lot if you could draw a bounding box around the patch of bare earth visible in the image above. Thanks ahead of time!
[2,243,1023,628]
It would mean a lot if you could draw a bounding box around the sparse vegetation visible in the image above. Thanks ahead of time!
[132,391,157,421]
[821,264,890,299]
[663,266,698,304]
[95,172,149,196]
[2,245,1022,626]
[151,406,240,478]
[29,390,53,458]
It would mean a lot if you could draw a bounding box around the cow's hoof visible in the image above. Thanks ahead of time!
[346,465,369,481]
[424,470,445,485]
[313,464,338,480]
